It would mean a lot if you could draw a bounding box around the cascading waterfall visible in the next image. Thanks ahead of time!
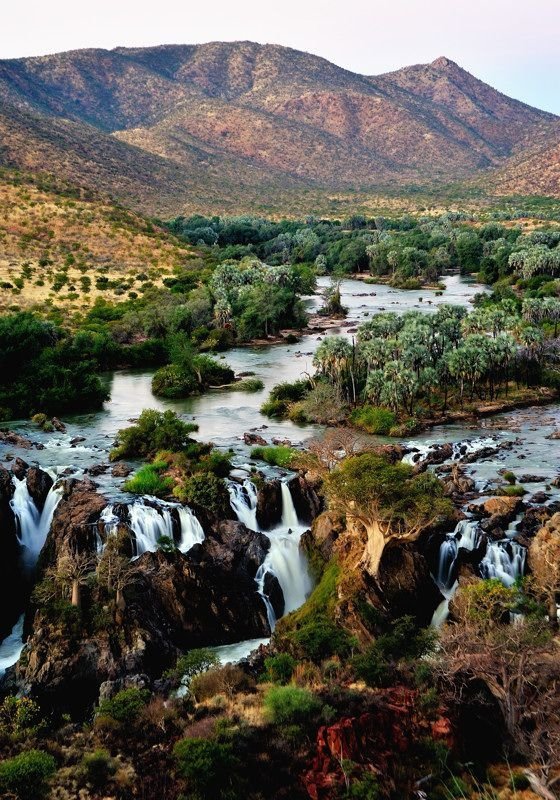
[100,498,204,556]
[0,615,25,679]
[403,436,497,466]
[480,541,526,587]
[10,477,64,568]
[435,518,481,593]
[227,480,259,530]
[229,478,312,629]
[177,507,205,553]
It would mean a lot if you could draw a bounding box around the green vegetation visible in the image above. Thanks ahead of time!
[123,461,174,497]
[263,685,323,726]
[260,379,311,418]
[173,737,241,800]
[0,749,56,799]
[349,405,396,435]
[166,648,220,688]
[250,445,299,468]
[110,409,198,460]
[97,688,150,727]
[174,473,231,517]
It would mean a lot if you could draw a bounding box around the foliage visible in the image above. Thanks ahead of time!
[250,445,298,468]
[0,749,56,799]
[260,379,311,418]
[0,696,45,739]
[262,653,297,685]
[349,405,396,435]
[173,737,242,800]
[263,685,323,726]
[123,461,173,497]
[166,648,220,687]
[110,409,198,460]
[80,749,116,789]
[97,688,150,727]
[174,472,230,516]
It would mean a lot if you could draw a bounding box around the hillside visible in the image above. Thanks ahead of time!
[484,122,560,197]
[0,42,558,214]
[0,170,198,313]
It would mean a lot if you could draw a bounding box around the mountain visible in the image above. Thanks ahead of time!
[483,122,560,197]
[0,42,557,213]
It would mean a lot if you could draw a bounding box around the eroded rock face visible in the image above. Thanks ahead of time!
[375,545,444,627]
[256,479,282,529]
[16,488,275,714]
[288,475,322,523]
[26,467,53,511]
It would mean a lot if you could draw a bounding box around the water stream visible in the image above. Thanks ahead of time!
[2,274,559,664]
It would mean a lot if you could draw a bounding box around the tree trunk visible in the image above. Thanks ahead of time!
[360,521,386,577]
[115,588,126,625]
[71,579,81,608]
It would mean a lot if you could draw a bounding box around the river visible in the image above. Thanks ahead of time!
[1,274,559,664]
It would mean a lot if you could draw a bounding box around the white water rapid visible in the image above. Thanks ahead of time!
[230,479,312,629]
[10,477,64,569]
[0,615,25,679]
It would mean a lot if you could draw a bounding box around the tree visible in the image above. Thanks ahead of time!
[325,453,452,575]
[110,409,198,460]
[529,513,560,629]
[96,531,138,623]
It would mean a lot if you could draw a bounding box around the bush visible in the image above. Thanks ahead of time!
[166,648,220,687]
[173,737,241,799]
[262,653,296,684]
[0,696,45,739]
[350,405,396,435]
[175,472,230,516]
[123,461,173,497]
[97,688,150,727]
[260,379,311,418]
[250,445,298,468]
[229,378,265,392]
[80,749,116,789]
[263,686,322,726]
[0,749,56,799]
[500,484,526,496]
[190,665,254,701]
[152,364,198,398]
[110,409,198,460]
[502,470,516,484]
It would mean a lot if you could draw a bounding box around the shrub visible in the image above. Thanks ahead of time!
[260,379,311,418]
[80,749,116,789]
[173,737,241,799]
[0,749,56,799]
[175,472,230,516]
[263,686,322,726]
[262,653,296,684]
[229,378,265,392]
[250,445,298,468]
[500,484,526,496]
[190,665,254,701]
[350,405,396,435]
[97,688,150,727]
[297,382,348,424]
[152,364,198,398]
[502,470,516,485]
[0,696,45,739]
[166,648,220,687]
[123,461,173,497]
[110,409,198,460]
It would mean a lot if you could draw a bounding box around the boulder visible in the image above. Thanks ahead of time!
[256,479,282,529]
[10,457,29,480]
[86,463,109,476]
[480,496,523,521]
[288,475,322,524]
[51,417,66,433]
[375,545,444,626]
[111,462,132,478]
[26,467,53,511]
[243,431,267,446]
[0,431,34,449]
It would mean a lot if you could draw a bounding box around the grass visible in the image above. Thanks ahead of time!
[250,445,298,468]
[229,378,265,392]
[123,461,173,497]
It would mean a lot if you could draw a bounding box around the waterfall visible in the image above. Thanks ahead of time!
[177,507,205,553]
[228,478,312,628]
[435,519,481,593]
[480,541,526,587]
[10,477,64,568]
[403,436,497,466]
[0,615,25,679]
[227,480,258,531]
[128,499,175,556]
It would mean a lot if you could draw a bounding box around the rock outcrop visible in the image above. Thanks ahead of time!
[25,467,53,511]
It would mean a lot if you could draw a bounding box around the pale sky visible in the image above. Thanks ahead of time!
[2,0,559,114]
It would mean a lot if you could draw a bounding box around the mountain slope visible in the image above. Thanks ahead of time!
[483,123,560,197]
[0,42,557,212]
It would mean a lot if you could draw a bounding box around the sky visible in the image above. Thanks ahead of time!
[2,0,559,114]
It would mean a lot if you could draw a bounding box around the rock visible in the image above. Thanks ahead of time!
[111,462,132,478]
[288,475,322,524]
[263,571,284,619]
[243,432,267,446]
[518,474,546,483]
[0,430,34,449]
[372,444,406,463]
[10,457,29,480]
[86,463,109,476]
[441,465,476,498]
[480,496,523,520]
[256,479,283,530]
[546,430,560,440]
[70,436,86,445]
[551,476,560,488]
[272,437,292,447]
[376,545,444,626]
[26,467,53,511]
[305,511,345,564]
[51,417,66,433]
[529,491,549,504]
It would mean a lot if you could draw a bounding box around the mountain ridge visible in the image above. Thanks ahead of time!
[0,41,558,212]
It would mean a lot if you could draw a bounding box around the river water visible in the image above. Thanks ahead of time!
[2,274,559,663]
